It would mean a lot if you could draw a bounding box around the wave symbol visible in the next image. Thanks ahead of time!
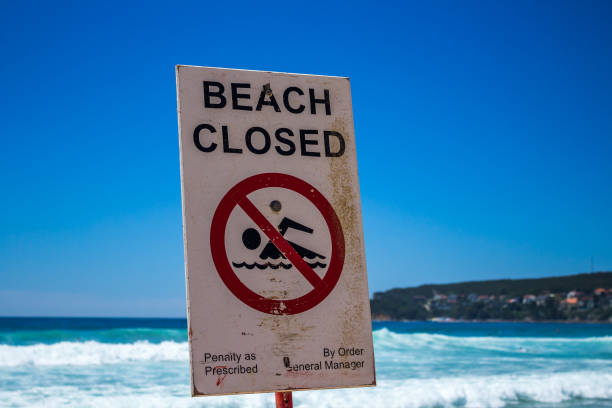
[307,262,327,268]
[232,261,327,269]
[232,262,293,270]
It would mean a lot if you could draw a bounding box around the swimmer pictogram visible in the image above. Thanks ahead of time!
[233,217,327,270]
[210,173,345,315]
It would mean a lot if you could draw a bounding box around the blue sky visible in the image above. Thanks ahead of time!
[1,1,611,317]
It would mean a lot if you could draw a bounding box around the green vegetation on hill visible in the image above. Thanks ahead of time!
[370,272,612,322]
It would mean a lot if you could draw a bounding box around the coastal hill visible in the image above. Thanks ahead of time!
[371,272,612,322]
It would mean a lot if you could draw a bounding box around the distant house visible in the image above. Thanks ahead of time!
[565,297,578,305]
[579,296,594,309]
[433,293,447,301]
[523,294,536,304]
[594,288,607,296]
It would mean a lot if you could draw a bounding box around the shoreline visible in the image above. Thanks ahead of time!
[0,316,610,324]
[372,317,612,324]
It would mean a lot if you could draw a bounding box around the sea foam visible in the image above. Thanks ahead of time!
[1,328,611,407]
[1,328,610,367]
[373,327,612,355]
[0,340,187,366]
[1,372,611,408]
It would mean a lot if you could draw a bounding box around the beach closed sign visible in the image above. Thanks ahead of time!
[176,65,375,396]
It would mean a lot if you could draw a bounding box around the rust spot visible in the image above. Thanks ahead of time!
[214,366,228,386]
[258,316,315,356]
[328,116,367,349]
[263,83,272,96]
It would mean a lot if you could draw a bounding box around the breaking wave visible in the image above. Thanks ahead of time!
[1,324,610,407]
[372,327,612,356]
[0,340,187,366]
[1,328,610,367]
[0,371,611,407]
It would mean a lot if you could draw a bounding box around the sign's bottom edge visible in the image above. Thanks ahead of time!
[191,381,377,397]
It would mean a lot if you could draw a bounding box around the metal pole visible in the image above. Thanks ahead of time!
[275,391,293,408]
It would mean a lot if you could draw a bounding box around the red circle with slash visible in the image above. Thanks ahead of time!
[210,173,345,315]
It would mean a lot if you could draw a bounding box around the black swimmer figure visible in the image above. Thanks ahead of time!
[241,217,326,260]
[259,217,326,260]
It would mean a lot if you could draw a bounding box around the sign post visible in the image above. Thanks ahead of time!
[176,65,375,400]
[275,391,293,408]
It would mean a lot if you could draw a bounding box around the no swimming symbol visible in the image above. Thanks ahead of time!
[210,173,345,315]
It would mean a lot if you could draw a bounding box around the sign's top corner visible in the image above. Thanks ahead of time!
[174,64,350,80]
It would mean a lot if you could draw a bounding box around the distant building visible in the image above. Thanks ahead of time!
[579,296,594,309]
[565,297,578,305]
[433,293,447,301]
[523,294,536,304]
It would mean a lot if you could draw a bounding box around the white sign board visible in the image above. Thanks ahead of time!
[176,65,375,396]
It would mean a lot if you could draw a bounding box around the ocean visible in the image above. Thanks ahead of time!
[0,318,610,408]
